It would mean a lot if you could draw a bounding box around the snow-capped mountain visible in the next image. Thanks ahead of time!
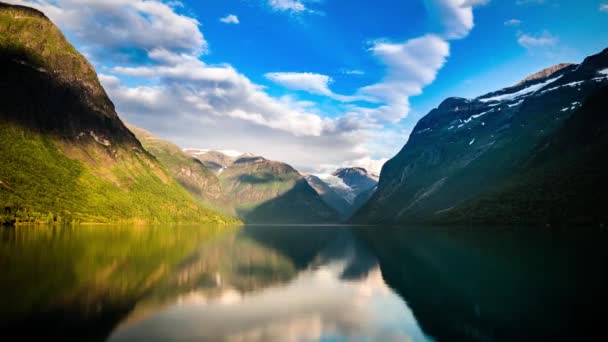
[354,47,608,225]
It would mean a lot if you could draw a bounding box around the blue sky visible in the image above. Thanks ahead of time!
[8,0,608,174]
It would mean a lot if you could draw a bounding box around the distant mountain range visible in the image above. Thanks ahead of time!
[354,47,608,226]
[185,149,379,221]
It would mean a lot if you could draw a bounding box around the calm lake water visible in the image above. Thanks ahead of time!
[1,225,607,341]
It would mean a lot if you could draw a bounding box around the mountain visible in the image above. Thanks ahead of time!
[184,149,237,174]
[133,131,339,223]
[354,48,608,225]
[332,167,379,197]
[304,175,352,219]
[0,3,233,224]
[128,126,235,215]
[303,167,378,220]
[217,154,339,223]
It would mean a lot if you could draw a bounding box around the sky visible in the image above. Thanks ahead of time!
[7,0,608,174]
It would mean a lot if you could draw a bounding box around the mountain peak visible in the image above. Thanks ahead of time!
[333,167,379,180]
[234,154,266,164]
[516,63,575,86]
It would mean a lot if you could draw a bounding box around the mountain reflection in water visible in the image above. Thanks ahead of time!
[1,225,607,341]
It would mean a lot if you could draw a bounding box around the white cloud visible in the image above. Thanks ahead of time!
[112,54,327,136]
[5,0,206,58]
[268,0,306,13]
[264,72,369,102]
[600,3,608,12]
[504,19,522,26]
[424,0,479,39]
[219,14,239,24]
[517,31,558,49]
[265,72,334,96]
[355,35,450,123]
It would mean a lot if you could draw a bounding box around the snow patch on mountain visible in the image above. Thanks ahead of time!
[317,174,356,204]
[539,80,585,95]
[479,76,562,103]
[508,99,524,107]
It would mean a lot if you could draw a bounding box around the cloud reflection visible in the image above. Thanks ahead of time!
[110,260,431,342]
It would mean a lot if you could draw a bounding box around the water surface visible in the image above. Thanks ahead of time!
[1,224,606,341]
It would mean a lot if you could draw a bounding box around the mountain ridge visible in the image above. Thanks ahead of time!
[353,46,608,225]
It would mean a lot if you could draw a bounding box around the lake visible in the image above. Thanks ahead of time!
[1,225,607,341]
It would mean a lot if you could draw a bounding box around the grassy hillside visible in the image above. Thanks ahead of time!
[0,3,235,225]
[129,126,235,216]
[0,123,235,225]
[219,158,339,223]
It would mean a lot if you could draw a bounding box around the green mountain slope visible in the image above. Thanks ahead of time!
[128,126,235,216]
[0,3,234,225]
[354,47,608,225]
[219,156,339,223]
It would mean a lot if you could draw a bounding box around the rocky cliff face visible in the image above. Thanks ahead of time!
[354,47,608,225]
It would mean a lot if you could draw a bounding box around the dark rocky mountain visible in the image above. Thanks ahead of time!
[354,48,608,225]
[0,3,231,224]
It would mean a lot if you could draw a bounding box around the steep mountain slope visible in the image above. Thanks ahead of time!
[333,167,379,195]
[354,47,608,225]
[0,3,232,224]
[128,126,235,215]
[439,86,608,225]
[304,175,352,219]
[218,155,339,223]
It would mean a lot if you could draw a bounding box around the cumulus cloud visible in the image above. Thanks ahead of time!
[601,3,608,12]
[355,35,450,123]
[265,72,334,96]
[268,0,306,13]
[5,0,206,58]
[264,72,369,102]
[517,31,558,49]
[424,0,476,39]
[219,14,239,24]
